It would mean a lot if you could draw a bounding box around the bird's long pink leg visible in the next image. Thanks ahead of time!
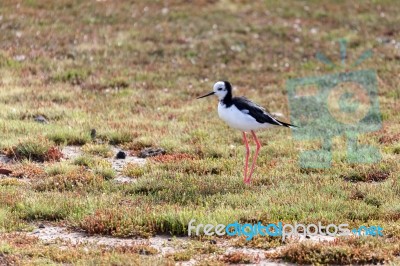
[242,132,250,184]
[247,130,261,183]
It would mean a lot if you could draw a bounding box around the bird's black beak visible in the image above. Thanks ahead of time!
[197,91,215,99]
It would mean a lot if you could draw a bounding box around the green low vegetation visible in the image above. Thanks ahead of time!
[0,0,399,264]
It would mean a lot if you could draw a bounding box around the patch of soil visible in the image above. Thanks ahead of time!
[29,225,184,255]
[62,146,145,184]
[61,146,82,160]
[108,146,145,172]
[27,225,295,265]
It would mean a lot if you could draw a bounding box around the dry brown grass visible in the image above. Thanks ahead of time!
[150,153,198,163]
[266,237,400,264]
[221,251,254,264]
[0,0,399,264]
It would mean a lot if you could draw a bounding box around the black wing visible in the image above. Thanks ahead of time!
[232,97,296,128]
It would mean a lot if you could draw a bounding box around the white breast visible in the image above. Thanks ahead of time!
[217,102,272,132]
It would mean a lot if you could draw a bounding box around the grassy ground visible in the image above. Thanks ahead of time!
[0,0,400,264]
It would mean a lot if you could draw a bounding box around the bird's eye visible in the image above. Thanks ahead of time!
[218,88,223,91]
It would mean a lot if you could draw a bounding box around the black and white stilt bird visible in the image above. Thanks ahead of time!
[197,81,296,184]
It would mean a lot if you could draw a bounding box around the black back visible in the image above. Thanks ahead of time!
[234,97,296,127]
[220,82,296,128]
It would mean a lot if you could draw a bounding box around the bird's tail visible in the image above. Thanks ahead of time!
[277,120,298,129]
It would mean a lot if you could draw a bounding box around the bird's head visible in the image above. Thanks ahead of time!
[197,81,232,101]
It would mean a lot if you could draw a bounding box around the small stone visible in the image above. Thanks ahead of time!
[139,249,150,255]
[210,168,219,175]
[116,151,126,159]
[66,52,76,60]
[14,54,26,61]
[90,129,97,140]
[168,238,172,241]
[34,115,48,124]
[0,168,12,175]
[138,147,166,158]
[39,224,45,229]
